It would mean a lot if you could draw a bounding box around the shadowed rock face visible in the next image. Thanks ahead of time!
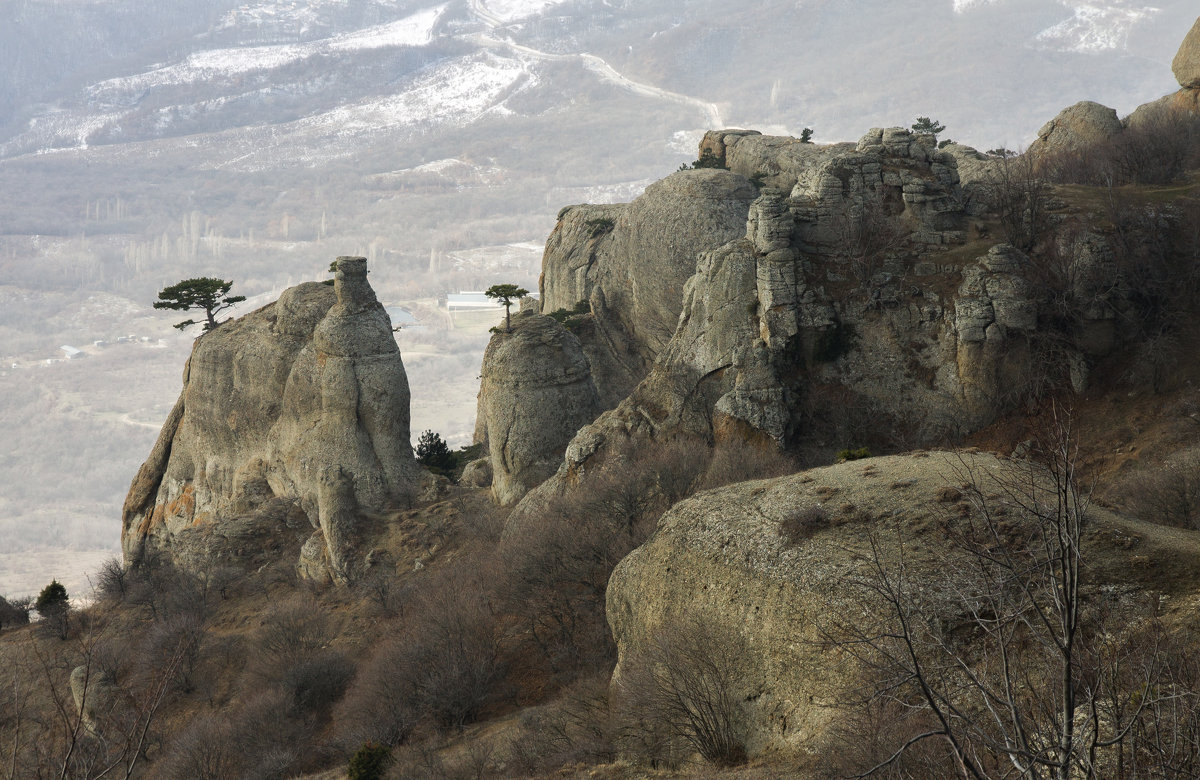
[122,257,420,583]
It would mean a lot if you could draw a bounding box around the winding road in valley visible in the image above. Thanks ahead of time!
[466,0,723,128]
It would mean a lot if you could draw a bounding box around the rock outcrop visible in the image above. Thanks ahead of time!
[1028,100,1123,161]
[122,257,421,583]
[475,311,601,505]
[1174,16,1200,89]
[500,126,1138,539]
[70,665,117,735]
[540,169,757,408]
[606,452,1200,766]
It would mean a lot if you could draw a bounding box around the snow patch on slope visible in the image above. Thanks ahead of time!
[951,0,1003,12]
[212,51,534,171]
[1036,3,1159,53]
[479,0,571,23]
[87,5,445,100]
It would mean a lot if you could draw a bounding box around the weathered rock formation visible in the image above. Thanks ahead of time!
[500,124,1139,538]
[606,452,1200,767]
[122,257,421,583]
[474,310,601,505]
[1125,19,1200,127]
[70,665,117,735]
[1028,100,1123,161]
[1174,16,1200,89]
[540,169,758,408]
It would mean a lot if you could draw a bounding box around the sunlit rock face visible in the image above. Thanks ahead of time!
[474,310,600,506]
[122,257,421,583]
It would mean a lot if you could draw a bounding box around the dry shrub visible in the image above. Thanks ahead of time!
[337,564,505,746]
[1116,446,1200,529]
[614,618,747,768]
[1042,108,1200,186]
[156,690,309,779]
[248,594,352,715]
[140,611,205,693]
[780,505,831,545]
[503,440,705,674]
[699,437,796,491]
[95,557,128,601]
[504,674,616,775]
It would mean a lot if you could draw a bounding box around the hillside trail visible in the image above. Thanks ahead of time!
[467,0,724,128]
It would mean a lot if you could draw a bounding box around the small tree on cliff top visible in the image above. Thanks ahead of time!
[911,116,946,141]
[155,277,245,332]
[485,284,529,333]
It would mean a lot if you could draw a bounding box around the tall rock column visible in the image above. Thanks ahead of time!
[475,311,601,506]
[122,256,420,584]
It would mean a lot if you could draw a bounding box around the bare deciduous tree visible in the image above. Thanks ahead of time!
[615,618,747,768]
[826,410,1169,779]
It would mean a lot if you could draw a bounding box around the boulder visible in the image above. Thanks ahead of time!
[606,451,1200,768]
[122,257,422,583]
[71,665,118,735]
[1173,16,1200,89]
[459,457,493,488]
[475,312,601,505]
[1028,100,1122,161]
[705,129,853,194]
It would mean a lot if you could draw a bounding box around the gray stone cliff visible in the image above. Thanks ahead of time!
[606,452,1200,767]
[540,169,757,408]
[500,125,1135,537]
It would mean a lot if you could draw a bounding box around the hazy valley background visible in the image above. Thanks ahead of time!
[0,0,1192,597]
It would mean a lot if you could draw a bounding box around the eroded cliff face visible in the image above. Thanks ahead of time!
[540,169,758,409]
[122,257,421,583]
[495,123,1142,531]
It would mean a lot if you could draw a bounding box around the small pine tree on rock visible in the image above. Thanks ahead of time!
[911,116,946,141]
[154,277,245,332]
[485,284,529,333]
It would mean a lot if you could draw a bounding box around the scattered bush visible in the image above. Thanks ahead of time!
[837,447,872,462]
[96,557,128,601]
[505,675,616,775]
[699,438,795,491]
[1117,446,1200,529]
[337,573,505,746]
[0,594,30,631]
[415,429,455,475]
[911,116,945,140]
[547,299,590,324]
[35,579,69,639]
[35,579,67,614]
[685,149,725,170]
[348,742,392,780]
[780,505,831,545]
[284,648,355,714]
